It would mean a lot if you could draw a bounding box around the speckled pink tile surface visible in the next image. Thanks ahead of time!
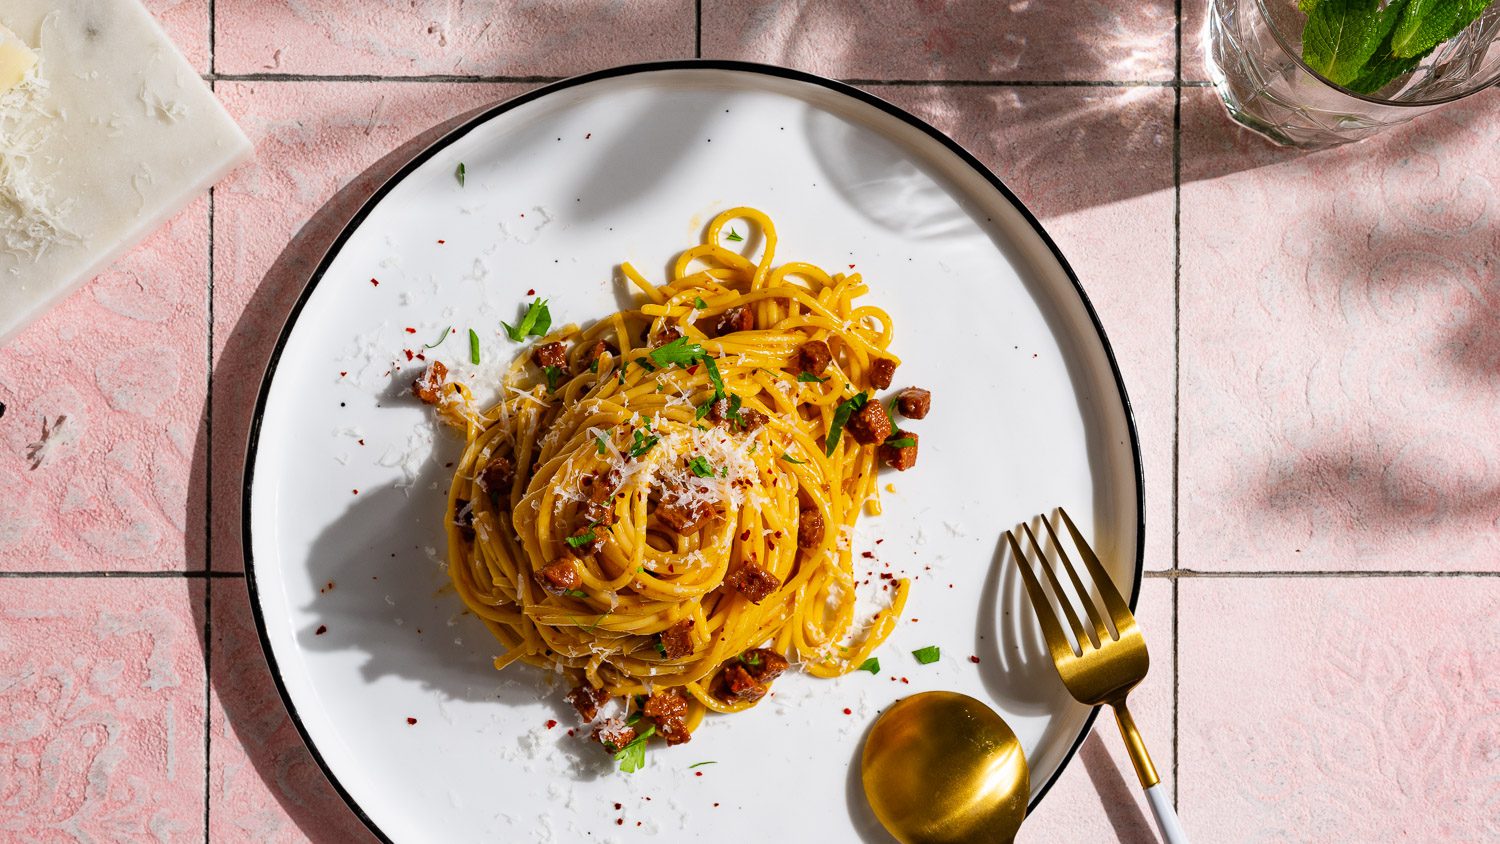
[2,0,1498,840]
[0,579,206,841]
[1179,577,1500,840]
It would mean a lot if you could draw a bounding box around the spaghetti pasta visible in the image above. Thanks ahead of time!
[423,207,917,756]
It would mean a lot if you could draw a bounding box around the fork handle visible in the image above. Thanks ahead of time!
[1144,783,1189,844]
[1113,702,1189,843]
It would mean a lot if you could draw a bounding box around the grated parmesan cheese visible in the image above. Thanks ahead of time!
[0,20,78,267]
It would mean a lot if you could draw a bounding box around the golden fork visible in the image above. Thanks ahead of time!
[1006,508,1188,844]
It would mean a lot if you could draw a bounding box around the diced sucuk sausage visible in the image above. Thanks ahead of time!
[796,340,831,376]
[711,306,754,337]
[878,429,919,471]
[797,507,824,549]
[643,687,692,746]
[651,324,683,347]
[726,562,780,604]
[656,486,720,533]
[580,472,619,526]
[533,341,568,371]
[537,557,582,595]
[659,619,695,659]
[718,663,766,703]
[565,685,611,722]
[412,360,448,404]
[592,720,637,752]
[479,454,515,503]
[897,387,931,419]
[735,407,768,433]
[869,357,897,390]
[847,400,892,446]
[579,339,617,372]
[740,648,789,683]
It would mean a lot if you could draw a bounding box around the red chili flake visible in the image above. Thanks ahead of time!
[695,771,703,777]
[415,352,426,361]
[687,363,699,375]
[713,803,720,808]
[969,656,981,664]
[357,439,365,446]
[911,618,919,622]
[585,133,592,139]
[875,539,884,544]
[842,708,852,715]
[437,239,446,244]
[636,822,642,827]
[848,264,855,269]
[404,350,414,361]
[527,288,536,295]
[566,728,575,737]
[406,717,417,725]
[901,677,910,684]
[739,530,751,542]
[616,819,623,826]
[315,625,327,635]
[352,489,359,495]
[614,803,622,810]
[861,551,874,559]
[404,327,417,334]
[545,719,558,729]
[370,278,379,286]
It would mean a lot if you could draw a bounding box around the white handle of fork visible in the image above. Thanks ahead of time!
[1144,783,1189,843]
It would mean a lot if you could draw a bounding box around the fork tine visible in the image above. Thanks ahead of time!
[1004,529,1074,661]
[1020,521,1092,652]
[1057,506,1133,625]
[1039,514,1111,646]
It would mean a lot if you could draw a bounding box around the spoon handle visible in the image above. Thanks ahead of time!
[1144,783,1189,844]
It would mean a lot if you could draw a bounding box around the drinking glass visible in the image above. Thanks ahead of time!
[1205,0,1500,148]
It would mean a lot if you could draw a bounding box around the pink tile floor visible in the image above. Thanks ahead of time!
[2,1,1497,841]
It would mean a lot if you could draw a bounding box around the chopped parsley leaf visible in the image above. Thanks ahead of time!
[563,588,589,598]
[544,365,562,392]
[726,228,744,242]
[629,429,660,458]
[858,657,881,675]
[455,162,466,186]
[654,640,668,657]
[468,329,481,365]
[634,356,657,372]
[694,296,708,309]
[564,530,596,548]
[825,392,869,456]
[702,355,726,398]
[423,326,452,349]
[797,371,828,383]
[912,645,941,665]
[648,337,706,368]
[501,298,551,342]
[595,435,608,455]
[688,761,717,769]
[614,725,656,773]
[884,435,916,448]
[780,452,806,465]
[688,456,715,478]
[695,399,714,420]
[741,651,762,667]
[590,359,599,374]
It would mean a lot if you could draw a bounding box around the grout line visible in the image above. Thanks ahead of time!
[197,71,1187,88]
[0,571,247,578]
[1146,569,1500,578]
[203,41,217,833]
[202,565,214,844]
[1172,0,1183,812]
[695,0,703,59]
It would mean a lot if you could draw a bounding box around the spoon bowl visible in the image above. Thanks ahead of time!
[861,691,1029,844]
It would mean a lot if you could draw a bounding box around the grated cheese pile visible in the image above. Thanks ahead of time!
[0,20,76,269]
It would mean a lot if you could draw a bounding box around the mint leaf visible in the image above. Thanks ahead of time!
[1391,0,1492,58]
[1302,0,1406,86]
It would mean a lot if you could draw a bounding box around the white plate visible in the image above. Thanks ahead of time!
[244,61,1143,843]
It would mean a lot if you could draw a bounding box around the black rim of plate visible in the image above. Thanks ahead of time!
[241,58,1147,843]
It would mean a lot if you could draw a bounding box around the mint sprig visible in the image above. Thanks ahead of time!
[1299,0,1495,94]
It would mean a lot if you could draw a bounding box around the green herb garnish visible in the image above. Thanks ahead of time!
[689,761,717,769]
[780,452,806,465]
[912,645,941,665]
[468,329,481,364]
[688,456,715,478]
[455,162,466,186]
[634,356,657,372]
[1299,0,1496,94]
[596,435,608,455]
[884,435,916,448]
[565,530,596,549]
[614,725,656,773]
[825,392,869,456]
[797,372,828,383]
[857,657,881,674]
[544,365,562,392]
[563,588,589,598]
[726,227,744,242]
[629,429,660,458]
[648,337,706,368]
[501,297,551,342]
[694,297,708,309]
[655,640,669,657]
[741,651,762,667]
[423,326,451,349]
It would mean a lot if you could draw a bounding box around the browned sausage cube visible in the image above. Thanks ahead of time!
[712,306,754,337]
[592,721,637,753]
[740,648,790,683]
[533,341,568,371]
[656,487,720,533]
[897,387,931,419]
[579,339,617,372]
[536,557,582,596]
[735,407,768,432]
[580,472,619,526]
[659,618,695,659]
[411,360,448,404]
[878,429,919,471]
[718,663,767,703]
[479,454,515,502]
[796,340,831,376]
[869,357,897,390]
[564,685,610,722]
[657,716,692,746]
[642,687,692,745]
[567,526,605,557]
[797,507,825,549]
[726,562,781,604]
[651,324,683,347]
[847,400,893,446]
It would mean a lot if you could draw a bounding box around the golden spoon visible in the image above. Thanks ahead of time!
[861,691,1030,844]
